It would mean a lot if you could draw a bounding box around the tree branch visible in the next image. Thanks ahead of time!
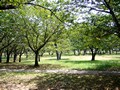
[0,5,16,10]
[0,40,14,51]
[89,7,110,13]
[24,2,64,23]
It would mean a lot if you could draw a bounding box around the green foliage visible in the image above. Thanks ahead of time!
[69,13,120,53]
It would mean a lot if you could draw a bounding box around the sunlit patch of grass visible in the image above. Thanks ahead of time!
[0,55,120,70]
[64,55,119,70]
[39,57,120,70]
[56,60,120,70]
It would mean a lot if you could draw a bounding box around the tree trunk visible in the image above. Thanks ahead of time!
[13,53,17,62]
[83,49,87,55]
[6,53,10,63]
[90,47,98,61]
[108,49,112,54]
[34,51,39,67]
[91,53,96,61]
[26,51,28,60]
[59,51,62,60]
[38,55,40,62]
[19,48,24,62]
[0,52,2,63]
[48,51,54,56]
[103,0,120,38]
[115,50,118,55]
[56,50,62,60]
[19,54,22,62]
[77,49,81,55]
[73,50,76,55]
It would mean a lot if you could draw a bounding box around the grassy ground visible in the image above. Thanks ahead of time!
[40,55,120,70]
[0,55,120,70]
[0,55,120,90]
[0,72,119,90]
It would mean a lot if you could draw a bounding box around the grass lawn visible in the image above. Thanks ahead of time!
[0,55,120,70]
[0,55,120,90]
[0,72,119,90]
[39,55,120,70]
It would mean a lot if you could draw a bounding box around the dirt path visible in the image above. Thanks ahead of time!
[0,69,120,75]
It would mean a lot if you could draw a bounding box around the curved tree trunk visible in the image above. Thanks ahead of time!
[38,55,40,62]
[90,47,98,61]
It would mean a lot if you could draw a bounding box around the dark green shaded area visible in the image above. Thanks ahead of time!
[33,74,120,90]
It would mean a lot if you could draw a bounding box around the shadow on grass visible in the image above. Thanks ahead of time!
[45,58,70,61]
[30,74,120,90]
[62,60,120,64]
[0,63,64,70]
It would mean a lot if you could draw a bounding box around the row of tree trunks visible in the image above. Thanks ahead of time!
[0,47,25,63]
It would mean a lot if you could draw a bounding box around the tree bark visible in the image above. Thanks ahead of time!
[103,0,120,37]
[0,52,2,63]
[26,51,28,60]
[83,49,87,55]
[34,51,39,67]
[19,54,22,62]
[19,51,23,62]
[91,53,96,61]
[73,50,76,55]
[6,53,10,63]
[0,5,16,10]
[38,55,40,62]
[56,50,62,60]
[77,49,81,55]
[13,53,17,62]
[90,47,98,61]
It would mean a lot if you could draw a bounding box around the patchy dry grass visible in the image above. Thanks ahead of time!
[0,55,120,90]
[0,72,40,90]
[0,72,119,90]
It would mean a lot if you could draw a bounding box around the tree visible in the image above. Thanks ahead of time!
[0,10,20,63]
[0,11,15,51]
[69,24,87,55]
[54,38,71,60]
[64,0,120,37]
[20,7,63,66]
[69,14,116,61]
[0,0,31,10]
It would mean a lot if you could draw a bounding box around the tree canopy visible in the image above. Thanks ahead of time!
[0,0,120,66]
